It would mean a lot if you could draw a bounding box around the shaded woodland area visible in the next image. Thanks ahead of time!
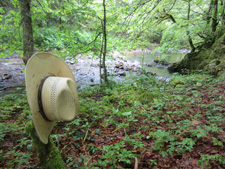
[1,0,225,168]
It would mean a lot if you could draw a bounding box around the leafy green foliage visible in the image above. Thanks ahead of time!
[34,27,64,50]
[198,154,225,167]
[1,73,225,168]
[94,141,136,168]
[1,0,224,65]
[1,0,225,167]
[0,92,32,168]
[0,3,22,58]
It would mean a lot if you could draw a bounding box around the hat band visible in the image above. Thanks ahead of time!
[38,76,52,122]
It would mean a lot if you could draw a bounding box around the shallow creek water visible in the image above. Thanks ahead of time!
[0,51,185,96]
[127,50,184,78]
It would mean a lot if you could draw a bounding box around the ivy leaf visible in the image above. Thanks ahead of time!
[122,111,132,116]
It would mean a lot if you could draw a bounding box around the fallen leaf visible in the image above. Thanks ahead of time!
[192,120,202,125]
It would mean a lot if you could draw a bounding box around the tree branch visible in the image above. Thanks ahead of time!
[72,32,102,56]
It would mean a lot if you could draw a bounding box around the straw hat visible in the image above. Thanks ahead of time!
[25,52,79,144]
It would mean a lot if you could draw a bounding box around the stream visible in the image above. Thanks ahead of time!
[0,50,186,96]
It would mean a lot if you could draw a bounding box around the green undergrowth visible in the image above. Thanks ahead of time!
[1,73,225,168]
[0,90,32,168]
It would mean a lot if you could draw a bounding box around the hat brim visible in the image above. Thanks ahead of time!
[25,52,79,144]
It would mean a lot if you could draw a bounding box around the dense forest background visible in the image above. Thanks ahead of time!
[1,0,225,168]
[1,0,224,76]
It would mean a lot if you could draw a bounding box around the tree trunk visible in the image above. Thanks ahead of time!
[19,0,34,65]
[207,0,214,24]
[25,121,66,168]
[187,0,195,52]
[102,0,108,83]
[99,31,103,84]
[222,0,225,25]
[187,31,195,52]
[212,0,218,32]
[59,0,63,31]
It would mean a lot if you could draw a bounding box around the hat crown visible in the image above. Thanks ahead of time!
[41,77,77,121]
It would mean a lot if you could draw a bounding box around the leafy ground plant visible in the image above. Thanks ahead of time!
[1,73,225,168]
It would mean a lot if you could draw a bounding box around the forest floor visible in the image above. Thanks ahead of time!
[1,72,225,168]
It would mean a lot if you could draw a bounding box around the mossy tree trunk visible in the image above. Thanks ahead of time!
[187,0,195,53]
[19,0,34,65]
[212,0,218,33]
[168,1,224,74]
[207,0,214,24]
[168,28,225,75]
[222,1,225,25]
[25,121,66,169]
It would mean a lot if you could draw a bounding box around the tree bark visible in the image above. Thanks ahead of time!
[25,121,66,168]
[212,0,218,32]
[187,0,195,52]
[222,0,225,25]
[187,31,195,52]
[100,29,103,84]
[207,0,214,24]
[168,14,176,23]
[19,0,34,65]
[102,0,108,83]
[59,0,63,31]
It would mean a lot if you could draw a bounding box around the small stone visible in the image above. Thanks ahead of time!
[146,63,153,67]
[209,62,216,69]
[115,62,124,69]
[117,72,126,76]
[196,83,202,87]
[2,74,12,80]
[146,72,155,75]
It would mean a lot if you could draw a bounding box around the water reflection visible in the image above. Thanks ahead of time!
[127,51,184,78]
